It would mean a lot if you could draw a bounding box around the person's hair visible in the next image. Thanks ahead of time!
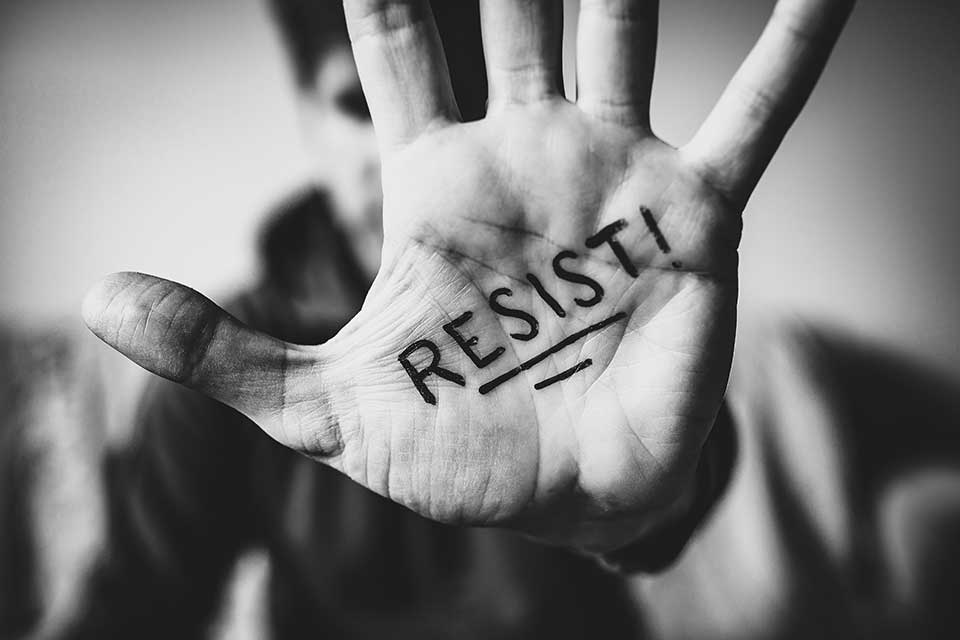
[266,1,488,121]
[266,0,348,89]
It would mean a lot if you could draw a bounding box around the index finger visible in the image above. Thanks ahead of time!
[345,0,460,151]
[683,0,855,206]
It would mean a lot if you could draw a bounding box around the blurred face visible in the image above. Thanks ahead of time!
[300,42,383,256]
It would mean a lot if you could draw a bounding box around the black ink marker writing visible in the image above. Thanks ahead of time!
[443,311,505,369]
[398,340,465,405]
[534,358,593,391]
[489,287,539,341]
[478,311,627,395]
[552,250,604,307]
[640,206,671,254]
[526,273,566,318]
[585,219,638,278]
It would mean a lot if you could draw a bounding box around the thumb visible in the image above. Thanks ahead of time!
[82,272,292,428]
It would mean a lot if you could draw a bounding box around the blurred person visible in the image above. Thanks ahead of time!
[59,3,640,639]
[59,1,960,639]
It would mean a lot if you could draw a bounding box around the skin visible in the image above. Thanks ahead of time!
[81,0,854,555]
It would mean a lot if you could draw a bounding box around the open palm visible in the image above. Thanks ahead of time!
[83,0,852,553]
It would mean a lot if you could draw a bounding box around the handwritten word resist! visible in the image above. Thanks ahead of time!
[398,210,674,405]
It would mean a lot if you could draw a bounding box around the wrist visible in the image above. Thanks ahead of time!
[595,402,737,574]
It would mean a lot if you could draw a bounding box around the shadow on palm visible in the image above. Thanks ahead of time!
[83,0,852,552]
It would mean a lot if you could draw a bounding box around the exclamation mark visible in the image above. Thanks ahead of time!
[640,206,682,270]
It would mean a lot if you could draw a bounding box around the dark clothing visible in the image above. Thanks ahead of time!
[60,191,960,638]
[62,191,640,639]
[634,321,960,639]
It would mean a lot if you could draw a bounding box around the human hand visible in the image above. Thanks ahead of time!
[82,0,852,553]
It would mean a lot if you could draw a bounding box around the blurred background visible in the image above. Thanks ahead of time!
[1,0,958,377]
[0,0,958,637]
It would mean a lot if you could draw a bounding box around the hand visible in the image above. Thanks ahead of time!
[82,0,852,553]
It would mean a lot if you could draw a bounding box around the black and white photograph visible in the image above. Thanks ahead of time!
[1,1,958,638]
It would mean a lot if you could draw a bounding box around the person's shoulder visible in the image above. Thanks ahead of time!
[733,314,960,421]
[731,320,960,634]
[730,313,960,476]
